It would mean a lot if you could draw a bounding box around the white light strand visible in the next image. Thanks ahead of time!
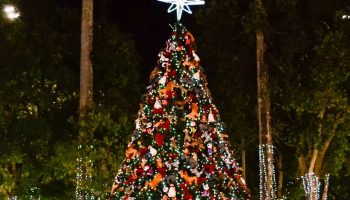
[29,187,41,200]
[157,0,205,21]
[76,145,95,200]
[259,144,277,200]
[323,174,330,200]
[302,172,321,200]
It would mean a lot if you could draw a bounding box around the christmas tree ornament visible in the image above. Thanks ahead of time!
[168,184,177,197]
[202,184,210,197]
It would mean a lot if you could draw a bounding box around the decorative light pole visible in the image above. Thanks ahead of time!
[2,4,20,20]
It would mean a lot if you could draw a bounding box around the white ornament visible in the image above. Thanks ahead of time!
[170,41,177,51]
[135,119,141,129]
[159,52,169,62]
[165,161,172,169]
[202,184,210,197]
[171,160,180,168]
[154,98,162,109]
[207,143,213,155]
[149,146,158,156]
[201,131,211,143]
[193,71,200,80]
[192,51,200,61]
[159,75,167,85]
[208,110,215,122]
[190,168,203,177]
[158,0,205,21]
[163,186,169,193]
[168,184,176,197]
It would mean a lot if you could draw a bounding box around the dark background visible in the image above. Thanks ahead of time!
[60,0,202,72]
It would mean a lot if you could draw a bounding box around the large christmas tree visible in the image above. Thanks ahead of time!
[110,23,250,199]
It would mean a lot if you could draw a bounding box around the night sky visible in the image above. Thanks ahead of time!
[105,0,201,70]
[62,0,202,72]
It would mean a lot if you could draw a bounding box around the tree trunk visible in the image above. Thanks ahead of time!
[257,28,275,199]
[242,150,246,180]
[308,149,318,174]
[315,118,339,176]
[298,155,307,176]
[77,1,93,199]
[277,153,283,199]
[79,0,94,121]
[321,174,329,200]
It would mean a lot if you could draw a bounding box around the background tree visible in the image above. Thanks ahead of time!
[0,0,80,198]
[195,1,258,195]
[265,1,350,199]
[0,0,142,199]
[196,0,350,199]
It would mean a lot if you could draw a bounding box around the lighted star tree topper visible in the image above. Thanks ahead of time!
[157,0,205,21]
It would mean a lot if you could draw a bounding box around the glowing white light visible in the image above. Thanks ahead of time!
[3,5,15,13]
[3,4,20,20]
[342,14,350,19]
[7,12,20,20]
[157,0,205,21]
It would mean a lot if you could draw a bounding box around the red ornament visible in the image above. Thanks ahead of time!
[172,90,178,98]
[139,147,148,156]
[155,133,165,146]
[169,70,177,78]
[168,153,177,159]
[197,177,207,184]
[204,164,215,173]
[194,131,202,138]
[153,108,163,114]
[159,120,171,132]
[158,166,167,176]
[203,105,211,112]
[165,91,172,100]
[165,51,171,58]
[136,167,145,175]
[184,194,193,200]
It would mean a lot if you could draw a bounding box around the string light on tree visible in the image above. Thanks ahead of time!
[258,144,277,200]
[157,0,205,20]
[301,172,321,200]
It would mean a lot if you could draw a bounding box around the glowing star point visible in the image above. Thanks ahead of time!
[158,0,205,21]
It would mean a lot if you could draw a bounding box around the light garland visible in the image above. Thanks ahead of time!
[301,172,321,200]
[259,144,277,200]
[75,145,95,200]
